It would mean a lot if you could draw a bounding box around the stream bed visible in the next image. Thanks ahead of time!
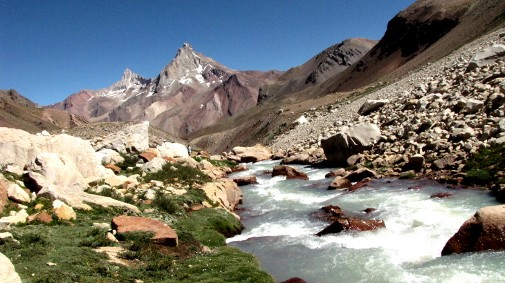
[227,160,505,283]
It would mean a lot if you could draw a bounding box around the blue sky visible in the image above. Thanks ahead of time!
[1,0,416,106]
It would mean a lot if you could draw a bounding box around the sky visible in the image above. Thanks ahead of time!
[0,0,416,106]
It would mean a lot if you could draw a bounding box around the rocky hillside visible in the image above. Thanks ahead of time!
[0,89,87,133]
[51,44,282,137]
[188,0,505,153]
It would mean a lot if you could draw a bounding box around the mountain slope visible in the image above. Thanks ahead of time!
[323,0,505,94]
[188,0,505,153]
[258,38,376,103]
[0,89,87,133]
[51,44,282,137]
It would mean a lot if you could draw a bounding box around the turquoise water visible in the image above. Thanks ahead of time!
[227,161,505,283]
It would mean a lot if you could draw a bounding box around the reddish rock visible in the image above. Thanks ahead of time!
[442,205,505,255]
[272,165,309,180]
[430,192,453,199]
[139,151,157,162]
[105,163,121,174]
[349,180,371,191]
[112,215,178,247]
[231,175,258,186]
[316,217,385,236]
[27,211,53,223]
[232,165,248,172]
[327,176,352,190]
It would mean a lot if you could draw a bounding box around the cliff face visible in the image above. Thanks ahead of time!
[51,43,282,137]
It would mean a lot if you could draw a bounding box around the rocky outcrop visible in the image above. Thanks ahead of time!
[230,144,272,163]
[0,252,22,283]
[272,165,309,180]
[442,205,505,255]
[321,123,381,166]
[93,121,150,154]
[201,179,243,213]
[112,215,178,247]
[467,44,505,71]
[0,127,107,182]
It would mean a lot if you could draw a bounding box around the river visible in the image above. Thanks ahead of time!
[227,160,505,283]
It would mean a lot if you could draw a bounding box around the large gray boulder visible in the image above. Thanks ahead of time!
[467,44,505,71]
[321,123,381,166]
[0,127,107,182]
[0,252,22,283]
[25,153,139,212]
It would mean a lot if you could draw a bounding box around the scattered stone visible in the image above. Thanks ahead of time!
[430,192,453,198]
[231,175,258,186]
[230,144,272,163]
[52,200,76,221]
[27,211,53,223]
[345,168,378,182]
[327,176,352,190]
[112,215,178,247]
[272,165,309,180]
[358,99,389,116]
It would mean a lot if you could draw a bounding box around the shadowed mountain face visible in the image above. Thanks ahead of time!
[323,0,505,93]
[51,44,282,137]
[0,89,87,133]
[258,38,377,103]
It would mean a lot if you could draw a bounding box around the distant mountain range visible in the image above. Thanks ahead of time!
[49,44,283,136]
[3,0,505,152]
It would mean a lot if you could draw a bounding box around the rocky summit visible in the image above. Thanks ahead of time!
[51,43,282,137]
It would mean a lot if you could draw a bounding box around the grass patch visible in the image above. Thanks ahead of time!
[174,208,243,247]
[463,143,505,185]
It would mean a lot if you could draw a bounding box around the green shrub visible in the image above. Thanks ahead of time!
[464,169,493,185]
[144,163,211,186]
[153,191,183,214]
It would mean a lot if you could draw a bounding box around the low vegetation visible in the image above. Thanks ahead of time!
[0,160,275,282]
[463,143,505,186]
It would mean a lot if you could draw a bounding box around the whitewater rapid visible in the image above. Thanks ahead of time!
[227,160,505,283]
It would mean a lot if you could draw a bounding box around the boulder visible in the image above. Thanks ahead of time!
[231,144,272,163]
[25,153,139,212]
[293,115,308,125]
[52,200,76,221]
[432,155,457,170]
[141,157,167,173]
[112,215,178,247]
[104,164,121,174]
[0,252,22,283]
[0,176,8,212]
[231,175,258,186]
[325,168,346,178]
[316,217,385,236]
[327,176,352,190]
[272,165,309,180]
[402,154,425,172]
[442,205,505,255]
[282,153,311,165]
[321,123,381,166]
[358,99,389,116]
[96,149,124,165]
[0,209,29,228]
[7,183,31,204]
[345,167,378,182]
[139,151,158,162]
[467,44,505,71]
[157,142,189,158]
[95,121,150,153]
[0,127,107,182]
[27,211,53,223]
[201,179,243,212]
[280,278,308,283]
